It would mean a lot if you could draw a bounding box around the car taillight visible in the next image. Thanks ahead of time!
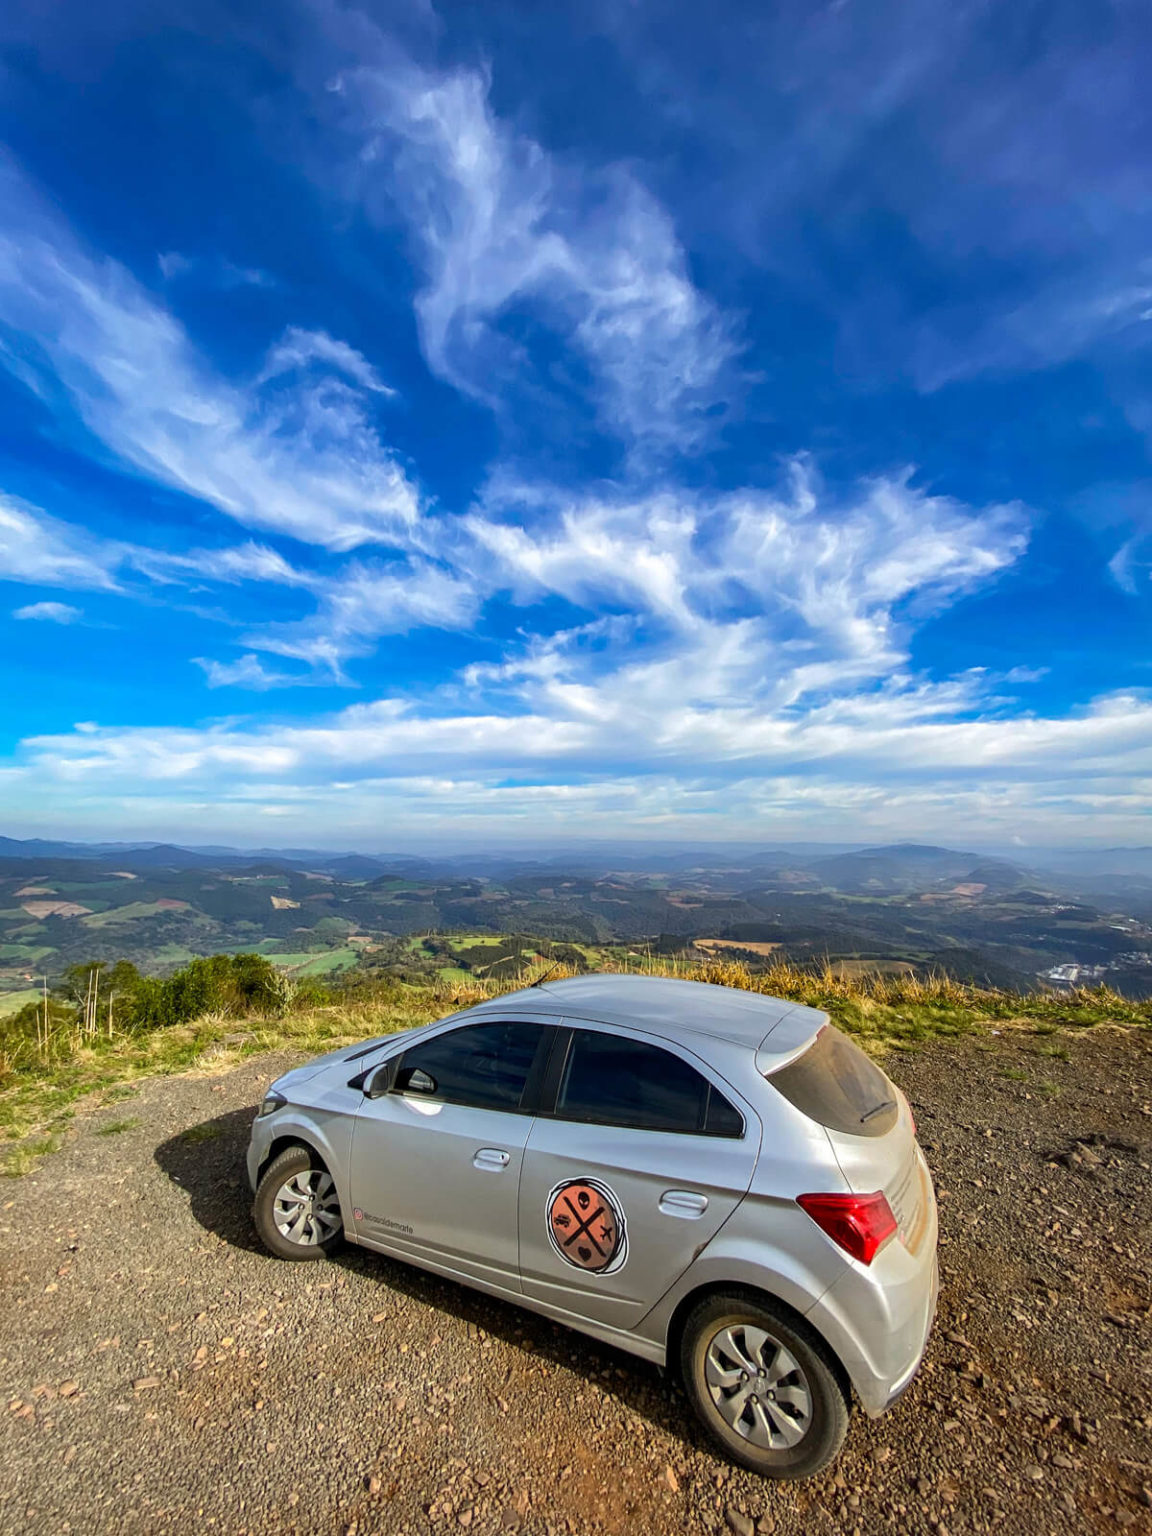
[797,1191,898,1265]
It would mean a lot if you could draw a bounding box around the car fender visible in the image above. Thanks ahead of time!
[633,1198,852,1364]
[254,1105,357,1214]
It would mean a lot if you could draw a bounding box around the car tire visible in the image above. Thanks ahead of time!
[680,1290,850,1479]
[253,1144,344,1261]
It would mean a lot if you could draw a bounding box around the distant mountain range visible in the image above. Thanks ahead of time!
[1,836,1151,999]
[4,834,1152,882]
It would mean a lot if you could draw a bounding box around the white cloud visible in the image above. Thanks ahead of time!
[193,654,320,690]
[158,251,273,289]
[239,557,479,679]
[14,690,1152,852]
[5,767,1149,847]
[0,494,120,590]
[322,37,735,454]
[601,0,1152,392]
[466,485,697,624]
[1108,533,1152,595]
[157,251,193,281]
[128,539,313,589]
[12,600,83,623]
[5,448,1054,830]
[258,326,395,396]
[465,460,1028,716]
[0,155,420,551]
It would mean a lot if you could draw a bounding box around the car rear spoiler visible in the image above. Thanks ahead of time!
[754,1004,829,1076]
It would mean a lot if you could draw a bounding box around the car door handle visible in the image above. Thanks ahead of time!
[659,1189,709,1218]
[473,1147,511,1172]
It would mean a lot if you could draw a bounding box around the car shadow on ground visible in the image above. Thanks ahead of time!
[154,1106,703,1455]
[154,1106,269,1253]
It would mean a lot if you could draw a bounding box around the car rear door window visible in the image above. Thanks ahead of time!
[394,1021,547,1113]
[767,1024,898,1136]
[554,1029,743,1136]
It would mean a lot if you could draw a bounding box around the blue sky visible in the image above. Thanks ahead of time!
[0,0,1150,849]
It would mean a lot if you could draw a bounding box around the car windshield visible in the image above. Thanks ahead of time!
[766,1025,899,1137]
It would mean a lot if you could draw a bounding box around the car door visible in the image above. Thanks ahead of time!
[349,1017,555,1292]
[518,1024,761,1332]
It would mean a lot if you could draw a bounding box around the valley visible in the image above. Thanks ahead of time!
[2,837,1152,1001]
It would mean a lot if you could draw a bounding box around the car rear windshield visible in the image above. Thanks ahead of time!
[766,1025,899,1137]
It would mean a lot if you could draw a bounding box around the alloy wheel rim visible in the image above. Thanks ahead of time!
[703,1323,812,1450]
[272,1169,341,1245]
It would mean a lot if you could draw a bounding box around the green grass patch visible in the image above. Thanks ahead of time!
[0,944,55,963]
[138,944,199,970]
[292,948,359,976]
[1,951,1148,1178]
[96,1117,139,1136]
[0,981,461,1173]
[100,1083,140,1104]
[2,1134,61,1177]
[1036,1041,1070,1061]
[0,988,42,1017]
[81,901,188,927]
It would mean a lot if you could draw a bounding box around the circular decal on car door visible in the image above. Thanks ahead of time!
[546,1178,627,1275]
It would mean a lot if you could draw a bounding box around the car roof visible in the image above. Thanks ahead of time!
[465,973,827,1066]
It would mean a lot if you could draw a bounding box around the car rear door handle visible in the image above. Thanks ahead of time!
[659,1189,709,1218]
[473,1147,511,1172]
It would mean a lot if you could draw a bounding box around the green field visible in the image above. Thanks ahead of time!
[0,944,55,963]
[140,945,199,970]
[270,948,360,976]
[0,989,41,1018]
[82,902,191,927]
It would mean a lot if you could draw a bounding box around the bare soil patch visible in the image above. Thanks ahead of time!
[1,1027,1149,1535]
[695,939,782,958]
[19,901,92,919]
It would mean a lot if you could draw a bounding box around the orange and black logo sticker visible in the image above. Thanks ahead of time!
[547,1178,627,1275]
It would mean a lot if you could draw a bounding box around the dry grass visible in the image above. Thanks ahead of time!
[2,953,1148,1177]
[693,939,782,958]
[586,952,1151,1036]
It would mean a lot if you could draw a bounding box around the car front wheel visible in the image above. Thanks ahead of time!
[253,1144,344,1261]
[680,1291,849,1479]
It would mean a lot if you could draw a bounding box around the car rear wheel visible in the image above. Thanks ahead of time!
[253,1144,343,1261]
[680,1291,849,1479]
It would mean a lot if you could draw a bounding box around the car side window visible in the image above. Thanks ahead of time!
[554,1028,743,1137]
[392,1021,546,1113]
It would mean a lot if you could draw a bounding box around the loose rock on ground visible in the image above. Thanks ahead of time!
[1,1025,1150,1533]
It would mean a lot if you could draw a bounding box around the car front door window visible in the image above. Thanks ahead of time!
[392,1019,546,1112]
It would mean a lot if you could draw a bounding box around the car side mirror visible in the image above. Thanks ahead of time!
[395,1065,437,1095]
[362,1059,397,1098]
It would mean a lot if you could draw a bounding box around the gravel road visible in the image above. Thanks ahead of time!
[1,1025,1150,1536]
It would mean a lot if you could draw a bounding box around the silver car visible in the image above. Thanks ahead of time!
[247,974,938,1478]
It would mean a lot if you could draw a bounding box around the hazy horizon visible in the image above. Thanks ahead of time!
[3,829,1151,867]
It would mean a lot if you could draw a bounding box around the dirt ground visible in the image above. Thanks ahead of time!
[1,1024,1149,1535]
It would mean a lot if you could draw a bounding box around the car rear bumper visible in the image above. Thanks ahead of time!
[877,1251,938,1411]
[805,1164,939,1417]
